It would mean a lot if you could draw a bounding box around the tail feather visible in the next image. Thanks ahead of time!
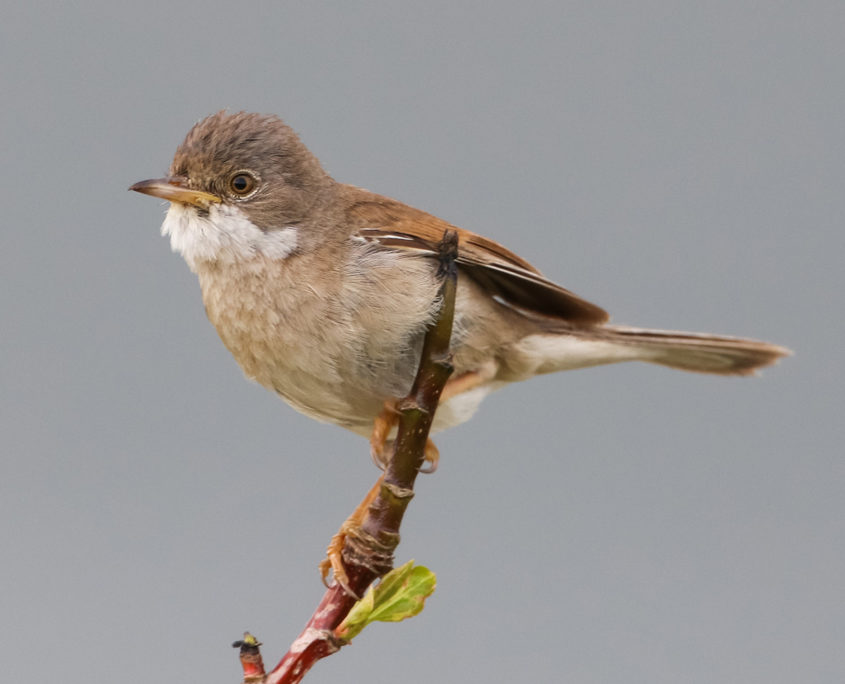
[599,325,791,376]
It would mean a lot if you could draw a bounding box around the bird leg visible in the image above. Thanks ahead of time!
[368,368,489,473]
[322,392,452,591]
[370,400,441,473]
[319,475,384,595]
[369,402,400,470]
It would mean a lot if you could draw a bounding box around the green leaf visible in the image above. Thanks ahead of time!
[368,562,436,622]
[337,582,376,641]
[335,561,436,641]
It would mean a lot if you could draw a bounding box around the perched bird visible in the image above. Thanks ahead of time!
[131,111,789,586]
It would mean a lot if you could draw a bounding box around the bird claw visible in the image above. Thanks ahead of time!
[419,440,439,473]
[320,527,358,598]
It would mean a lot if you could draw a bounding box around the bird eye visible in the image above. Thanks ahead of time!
[229,172,257,196]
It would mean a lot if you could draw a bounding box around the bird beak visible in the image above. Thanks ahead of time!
[129,177,221,208]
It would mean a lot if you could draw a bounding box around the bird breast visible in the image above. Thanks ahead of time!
[193,239,443,433]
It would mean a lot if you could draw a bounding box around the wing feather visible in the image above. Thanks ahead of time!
[347,191,608,326]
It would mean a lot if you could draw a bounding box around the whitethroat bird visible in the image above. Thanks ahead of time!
[131,111,790,588]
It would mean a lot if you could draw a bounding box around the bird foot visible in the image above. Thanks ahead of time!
[319,476,386,596]
[370,401,440,473]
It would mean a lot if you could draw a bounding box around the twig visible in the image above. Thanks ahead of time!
[238,230,458,684]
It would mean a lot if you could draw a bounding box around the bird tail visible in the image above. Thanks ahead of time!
[511,325,791,377]
[596,325,791,375]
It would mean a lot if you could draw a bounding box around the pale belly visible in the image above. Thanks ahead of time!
[194,250,490,436]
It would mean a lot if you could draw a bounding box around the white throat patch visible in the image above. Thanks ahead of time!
[161,202,298,271]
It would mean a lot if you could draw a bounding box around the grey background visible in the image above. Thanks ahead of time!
[2,2,842,683]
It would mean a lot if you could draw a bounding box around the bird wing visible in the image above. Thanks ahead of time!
[346,191,609,326]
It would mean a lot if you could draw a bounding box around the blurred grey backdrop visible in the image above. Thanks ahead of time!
[2,2,842,683]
